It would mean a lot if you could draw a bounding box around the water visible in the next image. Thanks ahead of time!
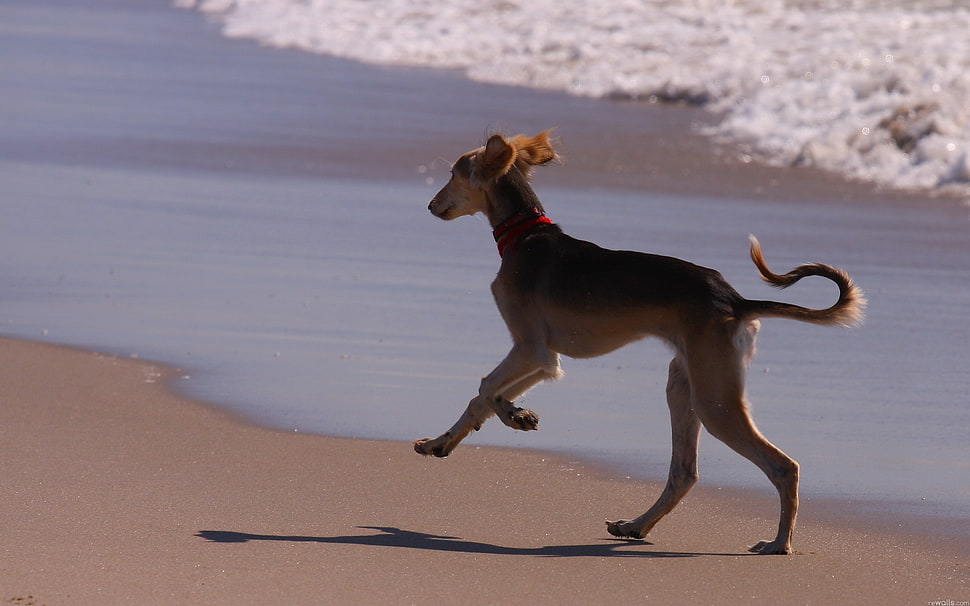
[178,0,970,199]
[2,0,968,526]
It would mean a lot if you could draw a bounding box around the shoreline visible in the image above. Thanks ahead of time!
[1,335,966,604]
[14,328,970,546]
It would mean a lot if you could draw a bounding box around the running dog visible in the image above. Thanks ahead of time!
[415,130,865,554]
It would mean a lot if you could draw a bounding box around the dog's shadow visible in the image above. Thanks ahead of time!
[196,526,745,558]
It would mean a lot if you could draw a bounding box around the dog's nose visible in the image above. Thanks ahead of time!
[428,199,436,212]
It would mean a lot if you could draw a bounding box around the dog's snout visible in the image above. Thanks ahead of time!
[429,197,448,219]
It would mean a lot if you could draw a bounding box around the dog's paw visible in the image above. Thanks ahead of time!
[413,436,451,458]
[747,539,793,555]
[605,520,646,540]
[508,407,539,431]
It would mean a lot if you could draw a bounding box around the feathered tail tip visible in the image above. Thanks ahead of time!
[832,275,867,327]
[747,235,867,328]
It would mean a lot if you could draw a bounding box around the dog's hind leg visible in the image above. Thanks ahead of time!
[700,404,799,554]
[703,409,799,555]
[607,356,702,540]
[686,329,799,555]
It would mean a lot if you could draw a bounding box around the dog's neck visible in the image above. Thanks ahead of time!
[483,166,545,228]
[486,168,552,258]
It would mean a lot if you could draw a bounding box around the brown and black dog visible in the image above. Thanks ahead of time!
[416,131,865,554]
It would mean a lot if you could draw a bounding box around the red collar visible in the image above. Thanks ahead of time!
[492,206,552,258]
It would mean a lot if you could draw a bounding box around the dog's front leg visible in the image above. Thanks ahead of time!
[415,345,561,457]
[478,344,562,431]
[414,396,494,458]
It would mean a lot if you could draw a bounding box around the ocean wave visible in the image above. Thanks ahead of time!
[177,0,970,199]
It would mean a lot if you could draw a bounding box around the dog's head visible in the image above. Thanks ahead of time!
[428,130,558,220]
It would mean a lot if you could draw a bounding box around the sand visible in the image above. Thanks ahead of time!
[1,337,967,604]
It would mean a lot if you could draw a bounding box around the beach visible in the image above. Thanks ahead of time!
[1,0,969,602]
[1,337,967,604]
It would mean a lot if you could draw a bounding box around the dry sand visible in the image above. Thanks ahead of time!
[1,337,966,605]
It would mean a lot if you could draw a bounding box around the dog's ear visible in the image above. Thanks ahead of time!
[511,130,558,175]
[471,134,516,187]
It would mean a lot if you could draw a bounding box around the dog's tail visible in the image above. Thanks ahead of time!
[739,236,866,327]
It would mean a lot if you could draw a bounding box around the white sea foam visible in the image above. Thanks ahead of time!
[177,0,970,199]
